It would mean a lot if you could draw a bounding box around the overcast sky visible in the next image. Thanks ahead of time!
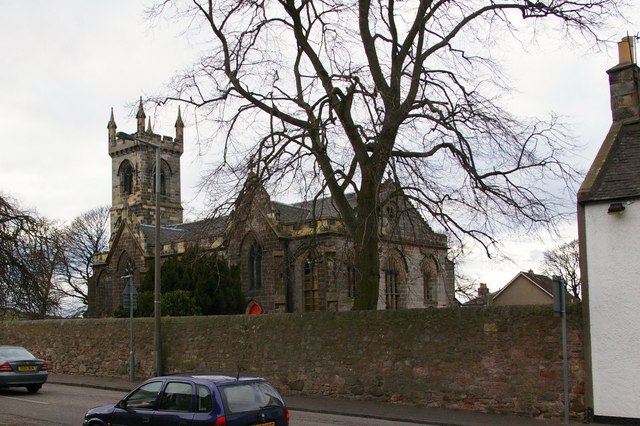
[1,1,638,292]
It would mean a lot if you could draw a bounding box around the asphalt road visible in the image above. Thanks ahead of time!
[0,383,425,426]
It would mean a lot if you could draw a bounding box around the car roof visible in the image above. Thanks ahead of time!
[155,373,267,386]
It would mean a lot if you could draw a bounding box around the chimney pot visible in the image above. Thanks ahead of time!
[618,36,636,65]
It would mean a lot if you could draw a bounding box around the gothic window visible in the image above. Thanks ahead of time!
[118,160,134,195]
[423,257,439,304]
[304,257,319,311]
[117,251,134,275]
[248,241,263,290]
[384,258,400,310]
[153,162,169,195]
[347,265,356,298]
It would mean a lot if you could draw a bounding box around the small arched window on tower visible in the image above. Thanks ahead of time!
[118,160,135,195]
[153,161,171,195]
[248,241,263,290]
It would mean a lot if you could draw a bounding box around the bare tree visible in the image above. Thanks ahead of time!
[7,217,65,319]
[0,195,37,310]
[149,0,620,309]
[541,238,580,300]
[58,206,110,314]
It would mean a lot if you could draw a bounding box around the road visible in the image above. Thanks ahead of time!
[0,383,424,426]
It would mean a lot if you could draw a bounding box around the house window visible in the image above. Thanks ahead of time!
[248,241,263,290]
[304,258,319,311]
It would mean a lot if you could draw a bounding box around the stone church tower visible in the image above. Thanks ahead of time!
[107,99,185,232]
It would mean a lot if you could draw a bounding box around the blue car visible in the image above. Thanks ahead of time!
[83,374,290,426]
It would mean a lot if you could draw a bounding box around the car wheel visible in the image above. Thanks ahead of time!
[26,385,41,393]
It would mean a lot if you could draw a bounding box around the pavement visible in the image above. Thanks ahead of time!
[47,373,597,426]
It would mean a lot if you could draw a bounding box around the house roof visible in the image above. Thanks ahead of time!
[578,121,640,203]
[493,270,553,300]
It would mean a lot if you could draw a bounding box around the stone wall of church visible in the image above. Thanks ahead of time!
[89,225,150,318]
[1,304,585,420]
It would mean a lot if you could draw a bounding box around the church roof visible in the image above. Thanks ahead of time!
[139,216,227,245]
[273,193,358,223]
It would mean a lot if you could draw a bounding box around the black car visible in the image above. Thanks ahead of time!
[0,345,49,393]
[83,373,290,426]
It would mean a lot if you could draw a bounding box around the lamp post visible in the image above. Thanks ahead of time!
[116,131,162,376]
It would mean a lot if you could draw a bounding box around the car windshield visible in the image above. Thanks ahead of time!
[220,381,284,414]
[0,347,35,361]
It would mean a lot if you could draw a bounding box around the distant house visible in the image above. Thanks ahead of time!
[492,271,556,306]
[87,100,456,317]
[577,36,640,423]
[463,270,557,307]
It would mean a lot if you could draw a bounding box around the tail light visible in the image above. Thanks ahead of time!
[285,407,291,424]
[40,362,49,371]
[0,362,12,372]
[213,415,226,426]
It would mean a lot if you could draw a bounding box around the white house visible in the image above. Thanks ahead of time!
[578,36,640,423]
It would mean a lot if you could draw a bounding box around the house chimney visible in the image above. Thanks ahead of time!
[618,35,636,65]
[607,35,640,122]
[478,283,489,298]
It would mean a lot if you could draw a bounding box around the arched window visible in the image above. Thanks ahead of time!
[118,160,134,195]
[153,161,170,195]
[384,257,400,310]
[304,257,319,311]
[248,241,263,290]
[422,257,439,304]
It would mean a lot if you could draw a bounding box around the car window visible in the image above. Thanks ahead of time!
[158,382,193,412]
[220,382,284,414]
[125,381,163,410]
[196,385,213,413]
[0,347,35,361]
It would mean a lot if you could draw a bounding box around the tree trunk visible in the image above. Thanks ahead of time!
[352,180,381,310]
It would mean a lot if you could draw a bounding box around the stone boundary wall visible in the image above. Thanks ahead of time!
[0,305,585,420]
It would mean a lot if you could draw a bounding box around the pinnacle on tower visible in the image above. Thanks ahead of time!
[146,117,153,134]
[175,105,184,141]
[108,107,117,143]
[136,97,146,134]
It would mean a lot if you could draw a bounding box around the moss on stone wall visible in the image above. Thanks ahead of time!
[0,304,584,420]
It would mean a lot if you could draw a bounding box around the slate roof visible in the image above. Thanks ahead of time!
[139,216,227,245]
[588,124,640,201]
[273,193,358,224]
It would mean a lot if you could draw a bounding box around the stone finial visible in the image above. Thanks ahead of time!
[146,117,153,134]
[175,106,184,141]
[108,107,117,143]
[136,97,146,134]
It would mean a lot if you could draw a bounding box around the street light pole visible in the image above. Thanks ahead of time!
[117,131,162,376]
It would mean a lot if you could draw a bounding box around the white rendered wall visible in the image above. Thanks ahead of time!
[585,201,640,419]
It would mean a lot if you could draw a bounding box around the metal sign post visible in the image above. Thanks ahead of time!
[122,275,137,382]
[553,276,569,424]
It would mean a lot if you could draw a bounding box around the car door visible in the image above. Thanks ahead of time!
[111,380,164,426]
[153,380,196,426]
[220,382,287,426]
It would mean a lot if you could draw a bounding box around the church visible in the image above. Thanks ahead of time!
[87,100,455,317]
